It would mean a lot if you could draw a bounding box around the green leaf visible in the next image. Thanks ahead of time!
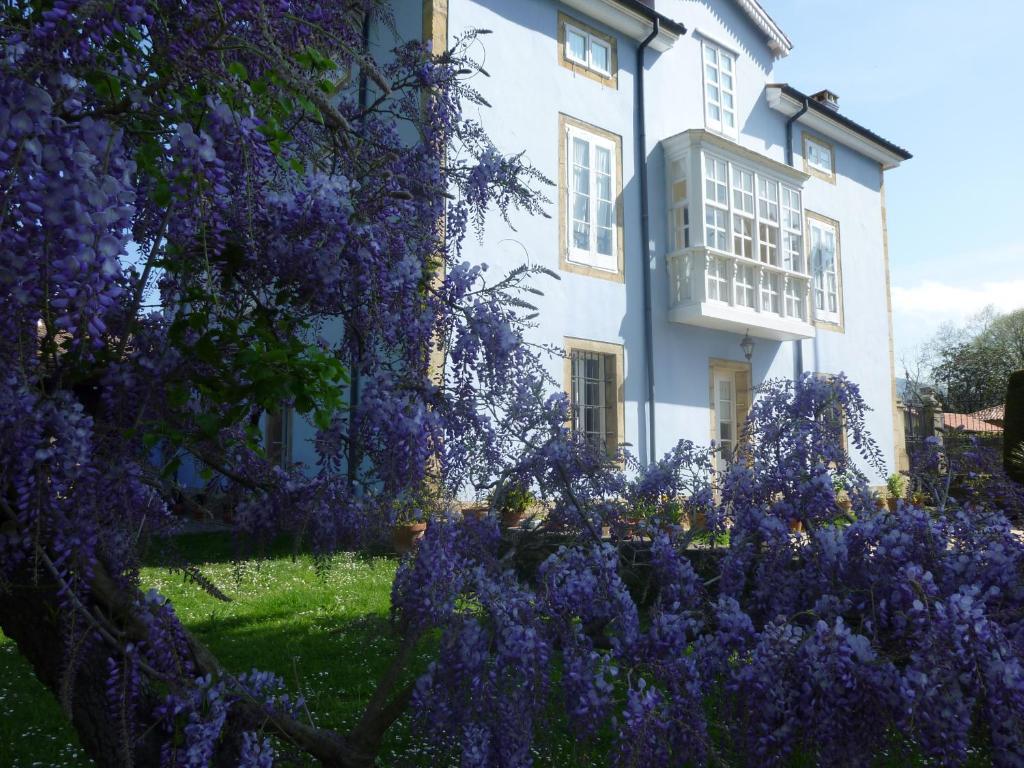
[227,61,248,81]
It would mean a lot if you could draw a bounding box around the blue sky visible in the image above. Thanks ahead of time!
[767,0,1024,366]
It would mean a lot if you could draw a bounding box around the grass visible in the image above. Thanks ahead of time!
[0,532,427,768]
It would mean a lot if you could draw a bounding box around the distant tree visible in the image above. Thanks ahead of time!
[928,306,1024,412]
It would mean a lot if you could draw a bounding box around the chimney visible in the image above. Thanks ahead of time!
[810,89,840,112]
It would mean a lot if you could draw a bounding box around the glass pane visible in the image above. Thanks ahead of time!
[573,137,589,171]
[567,29,587,62]
[572,180,589,217]
[595,146,611,175]
[596,226,612,256]
[591,41,609,72]
[706,83,720,102]
[721,53,733,73]
[722,73,733,91]
[705,45,718,64]
[709,104,721,121]
[705,64,719,83]
[597,198,612,228]
[573,220,589,250]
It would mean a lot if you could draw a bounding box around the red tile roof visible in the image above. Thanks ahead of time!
[943,413,1003,434]
[966,405,1005,425]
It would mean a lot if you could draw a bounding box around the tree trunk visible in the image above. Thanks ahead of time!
[0,568,165,768]
[0,559,407,768]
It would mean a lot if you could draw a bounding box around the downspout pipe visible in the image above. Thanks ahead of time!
[347,11,373,490]
[785,96,810,382]
[637,18,659,464]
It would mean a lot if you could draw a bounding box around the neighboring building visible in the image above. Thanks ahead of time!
[288,0,913,485]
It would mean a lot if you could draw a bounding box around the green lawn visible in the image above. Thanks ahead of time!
[0,533,422,768]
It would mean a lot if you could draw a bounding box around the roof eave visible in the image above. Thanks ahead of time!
[733,0,792,58]
[766,85,912,170]
[561,0,686,51]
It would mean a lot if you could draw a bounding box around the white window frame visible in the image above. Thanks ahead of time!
[694,151,806,320]
[781,187,804,273]
[669,157,691,251]
[731,166,754,259]
[805,136,834,176]
[564,21,612,77]
[566,124,618,272]
[809,216,841,325]
[701,42,737,139]
[714,371,736,471]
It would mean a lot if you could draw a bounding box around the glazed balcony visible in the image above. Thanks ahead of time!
[662,129,816,341]
[667,246,814,341]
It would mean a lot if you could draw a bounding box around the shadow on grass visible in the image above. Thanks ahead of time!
[144,530,397,568]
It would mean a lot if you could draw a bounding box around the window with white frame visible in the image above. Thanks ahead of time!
[702,42,737,138]
[809,216,841,324]
[688,150,806,319]
[669,158,690,251]
[804,135,834,178]
[566,124,618,272]
[704,155,729,252]
[761,272,781,314]
[731,167,754,259]
[711,361,751,473]
[757,177,780,267]
[784,276,805,320]
[707,256,729,302]
[564,21,612,77]
[735,262,756,309]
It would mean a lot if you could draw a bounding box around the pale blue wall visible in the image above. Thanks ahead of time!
[439,0,900,482]
[285,0,901,486]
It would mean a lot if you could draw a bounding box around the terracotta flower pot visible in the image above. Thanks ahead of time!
[500,508,524,528]
[463,506,488,522]
[393,522,427,554]
[886,497,900,513]
[788,519,804,533]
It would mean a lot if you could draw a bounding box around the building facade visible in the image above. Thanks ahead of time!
[287,0,911,485]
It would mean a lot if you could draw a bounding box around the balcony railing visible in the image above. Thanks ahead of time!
[667,246,815,340]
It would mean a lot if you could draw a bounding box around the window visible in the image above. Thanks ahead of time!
[265,407,292,467]
[784,275,806,321]
[735,263,755,309]
[566,339,624,457]
[669,158,690,251]
[781,187,804,273]
[559,14,617,85]
[561,118,621,277]
[707,255,729,302]
[803,134,835,182]
[702,42,737,138]
[704,155,729,251]
[808,214,842,326]
[710,360,751,473]
[761,271,781,314]
[757,177,780,266]
[731,167,754,259]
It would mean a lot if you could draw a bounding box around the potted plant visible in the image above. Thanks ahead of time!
[833,473,853,514]
[392,493,429,554]
[885,473,905,512]
[497,483,533,529]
